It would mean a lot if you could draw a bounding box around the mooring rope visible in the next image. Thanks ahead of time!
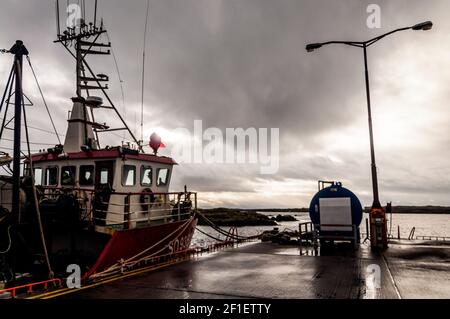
[90,217,195,278]
[195,226,227,242]
[196,211,261,240]
[0,226,12,254]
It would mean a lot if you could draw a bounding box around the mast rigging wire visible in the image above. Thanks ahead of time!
[0,70,16,141]
[0,118,65,137]
[0,64,14,116]
[26,56,62,145]
[105,31,126,139]
[0,137,57,146]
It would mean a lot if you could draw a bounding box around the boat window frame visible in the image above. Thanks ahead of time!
[140,165,153,187]
[99,167,110,186]
[156,168,170,187]
[33,167,43,186]
[45,166,59,187]
[122,164,136,187]
[79,165,95,186]
[61,165,77,187]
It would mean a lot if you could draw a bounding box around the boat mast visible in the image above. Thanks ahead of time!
[9,40,29,223]
[54,0,142,151]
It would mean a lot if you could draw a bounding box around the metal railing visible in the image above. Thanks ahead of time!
[298,222,314,244]
[37,187,197,230]
[314,224,359,249]
[415,235,450,242]
[408,227,416,240]
[0,278,62,298]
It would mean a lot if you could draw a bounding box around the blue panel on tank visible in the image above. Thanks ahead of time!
[308,182,363,227]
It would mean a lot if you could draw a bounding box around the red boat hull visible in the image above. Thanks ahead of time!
[84,217,197,278]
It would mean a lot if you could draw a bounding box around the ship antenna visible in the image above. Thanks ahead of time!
[55,0,61,37]
[141,0,150,144]
[94,0,98,30]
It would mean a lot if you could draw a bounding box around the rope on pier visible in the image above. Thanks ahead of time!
[89,216,195,279]
[90,211,262,280]
[195,211,263,242]
[195,226,227,242]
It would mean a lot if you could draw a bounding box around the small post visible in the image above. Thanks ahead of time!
[195,193,198,211]
[163,194,168,223]
[177,194,181,221]
[365,218,369,240]
[299,223,303,253]
[124,194,131,230]
[397,225,400,240]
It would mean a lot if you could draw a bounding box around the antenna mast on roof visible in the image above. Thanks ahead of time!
[141,0,151,144]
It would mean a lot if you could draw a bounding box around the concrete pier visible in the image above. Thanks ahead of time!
[61,241,450,299]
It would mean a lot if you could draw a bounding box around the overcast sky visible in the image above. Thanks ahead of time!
[0,0,449,208]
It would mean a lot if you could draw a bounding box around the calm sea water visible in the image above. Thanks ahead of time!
[192,212,450,247]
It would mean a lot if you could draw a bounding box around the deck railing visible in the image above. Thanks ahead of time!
[313,224,359,249]
[38,187,197,229]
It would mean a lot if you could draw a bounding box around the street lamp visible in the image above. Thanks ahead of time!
[306,21,433,249]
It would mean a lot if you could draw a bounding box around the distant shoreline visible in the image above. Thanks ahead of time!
[197,206,450,227]
[201,206,450,215]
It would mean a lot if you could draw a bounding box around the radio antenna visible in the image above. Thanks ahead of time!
[55,0,61,37]
[94,0,98,29]
[83,0,86,22]
[141,0,150,144]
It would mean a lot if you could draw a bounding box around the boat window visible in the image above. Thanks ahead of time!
[122,165,136,187]
[45,167,58,186]
[156,168,170,187]
[61,166,76,186]
[33,168,43,186]
[141,166,152,186]
[80,165,94,186]
[100,168,109,185]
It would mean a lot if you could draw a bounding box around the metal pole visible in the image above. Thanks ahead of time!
[94,0,98,29]
[10,40,28,223]
[56,0,61,37]
[363,45,381,209]
[76,39,82,98]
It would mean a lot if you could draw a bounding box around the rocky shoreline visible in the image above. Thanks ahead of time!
[197,208,298,226]
[196,206,450,227]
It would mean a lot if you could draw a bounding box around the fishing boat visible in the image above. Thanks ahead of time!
[0,1,197,286]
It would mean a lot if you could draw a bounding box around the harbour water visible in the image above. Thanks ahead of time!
[193,212,450,247]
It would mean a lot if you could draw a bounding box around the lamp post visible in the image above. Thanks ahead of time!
[306,21,433,249]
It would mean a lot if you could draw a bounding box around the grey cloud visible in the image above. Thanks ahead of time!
[0,0,449,207]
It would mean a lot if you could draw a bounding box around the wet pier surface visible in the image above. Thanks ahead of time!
[63,241,450,299]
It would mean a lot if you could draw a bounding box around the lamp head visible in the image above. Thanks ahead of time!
[306,43,322,52]
[412,21,433,31]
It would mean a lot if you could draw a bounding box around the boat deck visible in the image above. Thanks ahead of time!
[49,241,450,299]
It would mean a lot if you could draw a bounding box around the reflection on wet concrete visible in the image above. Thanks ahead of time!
[65,241,450,299]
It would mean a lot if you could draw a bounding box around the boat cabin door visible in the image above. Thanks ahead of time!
[95,161,115,190]
[93,161,115,226]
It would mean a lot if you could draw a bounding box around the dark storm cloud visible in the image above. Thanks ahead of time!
[0,0,448,207]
